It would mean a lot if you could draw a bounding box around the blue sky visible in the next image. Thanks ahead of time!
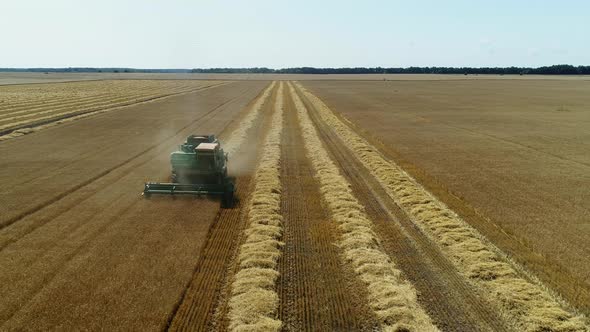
[1,0,588,68]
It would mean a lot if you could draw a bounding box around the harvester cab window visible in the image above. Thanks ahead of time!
[196,153,215,169]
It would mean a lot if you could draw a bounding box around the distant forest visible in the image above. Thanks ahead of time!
[1,65,589,75]
[191,65,590,75]
[0,68,189,73]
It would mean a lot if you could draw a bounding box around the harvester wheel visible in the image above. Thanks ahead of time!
[221,179,235,208]
[222,191,234,208]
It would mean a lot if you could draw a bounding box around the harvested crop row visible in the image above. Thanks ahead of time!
[0,80,196,112]
[0,83,138,111]
[294,82,588,331]
[0,80,203,114]
[0,79,198,111]
[0,89,191,129]
[0,84,191,119]
[0,81,227,141]
[0,83,223,131]
[288,82,437,332]
[0,80,160,114]
[0,91,114,113]
[224,81,276,155]
[227,82,284,331]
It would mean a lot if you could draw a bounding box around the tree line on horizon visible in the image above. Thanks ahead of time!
[190,65,590,75]
[0,68,188,73]
[1,65,589,75]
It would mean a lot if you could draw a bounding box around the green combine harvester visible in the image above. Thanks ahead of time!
[143,134,234,207]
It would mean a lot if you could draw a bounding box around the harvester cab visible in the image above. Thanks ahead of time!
[143,134,234,207]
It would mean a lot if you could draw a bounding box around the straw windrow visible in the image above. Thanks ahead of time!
[0,80,228,141]
[288,82,438,332]
[227,82,284,331]
[294,82,588,332]
[224,81,276,155]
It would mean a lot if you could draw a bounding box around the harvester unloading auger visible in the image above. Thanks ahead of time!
[143,134,235,207]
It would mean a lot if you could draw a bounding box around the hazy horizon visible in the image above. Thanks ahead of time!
[1,0,589,68]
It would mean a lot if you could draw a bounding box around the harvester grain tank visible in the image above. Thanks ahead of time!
[143,134,234,207]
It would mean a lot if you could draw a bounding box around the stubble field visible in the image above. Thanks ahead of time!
[0,76,587,331]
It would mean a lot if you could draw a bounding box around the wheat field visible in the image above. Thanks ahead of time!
[0,76,587,331]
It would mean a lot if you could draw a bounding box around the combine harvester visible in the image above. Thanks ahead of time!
[143,134,235,207]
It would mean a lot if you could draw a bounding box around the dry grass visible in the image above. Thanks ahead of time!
[0,80,225,140]
[288,82,437,332]
[295,82,589,331]
[227,82,284,331]
[224,81,276,155]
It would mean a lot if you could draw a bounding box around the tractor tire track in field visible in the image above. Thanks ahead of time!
[276,88,377,331]
[168,82,277,332]
[294,83,511,331]
[0,84,243,234]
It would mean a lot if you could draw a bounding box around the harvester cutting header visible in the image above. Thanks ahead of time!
[143,134,234,207]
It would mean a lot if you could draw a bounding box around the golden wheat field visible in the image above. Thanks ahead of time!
[0,76,588,331]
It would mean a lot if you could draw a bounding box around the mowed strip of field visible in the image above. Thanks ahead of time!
[170,83,378,332]
[289,82,437,331]
[168,83,277,332]
[225,82,285,330]
[0,81,269,330]
[274,84,379,330]
[301,79,590,314]
[294,84,512,331]
[0,79,227,139]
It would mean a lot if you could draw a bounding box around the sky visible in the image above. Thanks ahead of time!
[1,0,589,68]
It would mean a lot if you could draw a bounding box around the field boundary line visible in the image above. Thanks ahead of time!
[294,82,588,331]
[226,82,284,331]
[289,82,437,331]
[0,82,230,142]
